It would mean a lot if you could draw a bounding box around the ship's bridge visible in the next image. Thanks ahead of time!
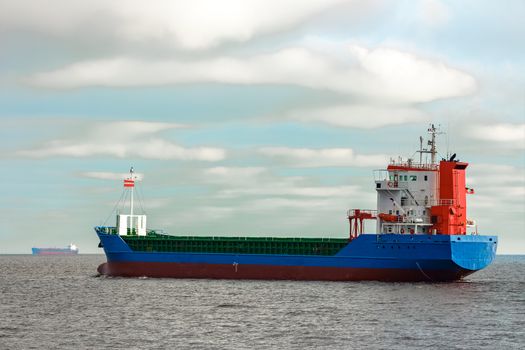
[374,163,439,235]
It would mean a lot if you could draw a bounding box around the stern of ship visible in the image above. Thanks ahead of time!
[450,234,497,272]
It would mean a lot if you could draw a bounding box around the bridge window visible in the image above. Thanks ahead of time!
[424,175,428,181]
[410,175,417,181]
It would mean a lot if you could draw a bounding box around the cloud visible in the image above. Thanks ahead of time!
[218,185,362,198]
[467,163,525,212]
[244,197,339,210]
[204,166,363,194]
[258,147,389,167]
[79,171,144,181]
[175,206,236,223]
[347,45,476,103]
[0,0,346,50]
[286,104,428,128]
[204,166,271,187]
[201,166,366,199]
[156,178,361,227]
[205,166,266,179]
[468,123,525,149]
[28,45,476,105]
[16,121,226,161]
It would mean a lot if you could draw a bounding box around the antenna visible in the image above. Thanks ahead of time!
[129,166,134,218]
[427,124,444,164]
[416,124,444,165]
[419,136,423,164]
[446,122,450,159]
[429,124,437,164]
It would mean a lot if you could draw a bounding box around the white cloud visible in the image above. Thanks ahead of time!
[17,121,226,161]
[168,206,236,225]
[79,171,145,181]
[468,164,525,184]
[154,165,367,229]
[258,147,389,167]
[468,123,525,149]
[0,0,346,50]
[286,104,428,128]
[29,45,476,105]
[467,163,525,213]
[203,166,269,187]
[348,45,476,103]
[205,166,266,178]
[219,185,362,198]
[467,164,524,186]
[201,166,366,199]
[244,197,338,210]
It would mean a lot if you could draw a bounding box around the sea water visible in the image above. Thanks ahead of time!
[0,255,523,349]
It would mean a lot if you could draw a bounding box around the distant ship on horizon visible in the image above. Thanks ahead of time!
[32,244,79,256]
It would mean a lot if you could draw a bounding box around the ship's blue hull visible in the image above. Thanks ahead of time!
[95,228,497,281]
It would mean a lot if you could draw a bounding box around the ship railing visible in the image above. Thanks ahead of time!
[400,198,430,206]
[347,209,377,218]
[377,215,432,224]
[375,180,409,190]
[427,199,455,206]
[146,229,168,236]
[373,170,389,181]
[400,217,432,224]
[97,226,168,236]
[394,198,456,207]
[96,226,117,234]
[387,162,439,171]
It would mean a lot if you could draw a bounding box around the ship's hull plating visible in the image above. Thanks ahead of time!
[97,261,475,282]
[95,229,497,282]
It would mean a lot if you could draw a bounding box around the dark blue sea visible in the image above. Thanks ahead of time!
[0,255,523,349]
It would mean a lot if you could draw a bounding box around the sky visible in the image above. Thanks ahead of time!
[0,0,524,254]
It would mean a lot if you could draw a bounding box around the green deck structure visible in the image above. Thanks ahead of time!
[113,230,349,256]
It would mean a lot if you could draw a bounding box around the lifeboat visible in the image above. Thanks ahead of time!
[377,213,399,222]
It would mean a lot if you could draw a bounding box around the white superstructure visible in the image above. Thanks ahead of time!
[348,125,476,238]
[374,163,438,234]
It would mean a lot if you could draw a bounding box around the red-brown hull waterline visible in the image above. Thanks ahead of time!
[97,261,474,282]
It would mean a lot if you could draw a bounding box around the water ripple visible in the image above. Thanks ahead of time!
[0,255,523,349]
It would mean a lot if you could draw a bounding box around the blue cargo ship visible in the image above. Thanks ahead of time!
[32,244,79,256]
[95,126,497,281]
